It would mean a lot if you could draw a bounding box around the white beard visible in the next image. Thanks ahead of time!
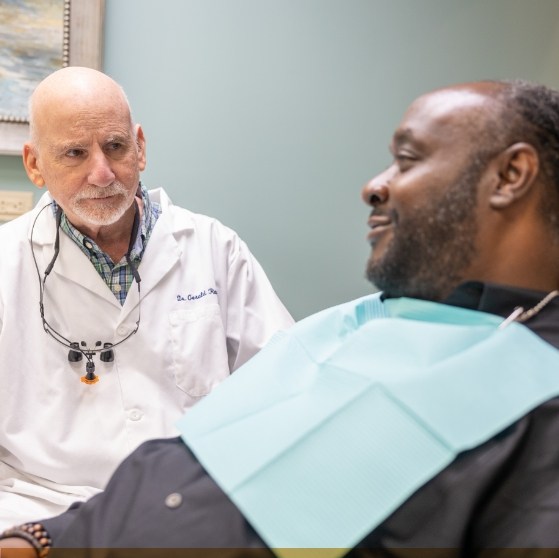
[68,181,135,226]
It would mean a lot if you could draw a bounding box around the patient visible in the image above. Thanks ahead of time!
[3,78,559,556]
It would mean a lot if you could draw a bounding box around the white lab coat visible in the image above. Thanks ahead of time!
[0,188,293,528]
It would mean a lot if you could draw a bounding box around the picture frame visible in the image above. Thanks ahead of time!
[0,0,105,156]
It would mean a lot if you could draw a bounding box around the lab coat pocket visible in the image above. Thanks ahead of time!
[169,303,230,397]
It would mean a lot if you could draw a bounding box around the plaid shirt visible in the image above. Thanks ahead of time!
[53,183,161,305]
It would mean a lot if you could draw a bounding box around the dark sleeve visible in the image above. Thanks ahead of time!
[46,401,559,558]
[353,398,559,556]
[40,501,85,542]
[48,437,273,557]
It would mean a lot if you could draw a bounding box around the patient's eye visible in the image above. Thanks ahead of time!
[394,151,417,171]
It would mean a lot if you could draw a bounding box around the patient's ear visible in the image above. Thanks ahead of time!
[489,143,539,209]
[22,143,46,188]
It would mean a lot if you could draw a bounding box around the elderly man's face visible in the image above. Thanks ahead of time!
[25,82,146,233]
[361,88,494,301]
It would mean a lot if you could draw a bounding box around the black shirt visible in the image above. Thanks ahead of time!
[45,283,559,557]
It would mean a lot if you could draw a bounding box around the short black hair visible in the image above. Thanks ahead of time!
[482,80,559,232]
[499,80,559,175]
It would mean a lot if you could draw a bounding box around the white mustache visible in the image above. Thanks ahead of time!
[74,182,128,201]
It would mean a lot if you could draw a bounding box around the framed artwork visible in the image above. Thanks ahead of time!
[0,0,105,155]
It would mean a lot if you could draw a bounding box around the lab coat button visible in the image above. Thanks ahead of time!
[117,326,128,336]
[128,409,142,421]
[165,493,183,509]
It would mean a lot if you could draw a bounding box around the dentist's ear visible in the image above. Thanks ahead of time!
[135,124,146,171]
[22,143,46,188]
[489,143,539,210]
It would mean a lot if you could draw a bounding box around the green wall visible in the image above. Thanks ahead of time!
[2,0,559,318]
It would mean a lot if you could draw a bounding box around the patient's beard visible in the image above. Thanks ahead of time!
[366,164,481,302]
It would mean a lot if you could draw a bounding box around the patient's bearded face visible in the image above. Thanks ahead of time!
[363,87,499,302]
[366,160,482,302]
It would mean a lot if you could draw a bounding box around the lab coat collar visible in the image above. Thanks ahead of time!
[27,188,188,313]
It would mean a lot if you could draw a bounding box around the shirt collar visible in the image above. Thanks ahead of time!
[381,281,559,349]
[443,281,559,349]
[442,281,551,317]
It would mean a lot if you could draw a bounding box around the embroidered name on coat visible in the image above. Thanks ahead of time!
[177,287,218,302]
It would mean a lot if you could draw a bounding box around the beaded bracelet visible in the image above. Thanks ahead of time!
[0,522,52,557]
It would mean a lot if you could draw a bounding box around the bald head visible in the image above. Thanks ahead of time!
[404,82,507,155]
[22,67,146,235]
[28,67,133,149]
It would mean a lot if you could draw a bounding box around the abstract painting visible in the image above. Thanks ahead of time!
[0,0,104,155]
[0,0,68,123]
